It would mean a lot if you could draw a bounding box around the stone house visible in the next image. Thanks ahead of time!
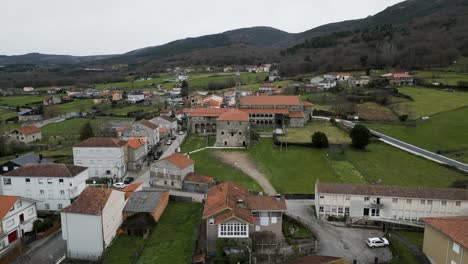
[187,108,228,134]
[150,116,177,136]
[127,138,147,171]
[421,216,468,264]
[9,125,42,144]
[202,182,287,254]
[182,173,216,193]
[118,120,160,148]
[150,153,194,189]
[43,95,62,106]
[215,109,250,147]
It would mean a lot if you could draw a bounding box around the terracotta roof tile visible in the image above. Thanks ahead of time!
[240,96,301,106]
[393,73,413,78]
[127,138,145,149]
[217,109,249,122]
[62,188,114,216]
[0,196,18,220]
[117,182,143,200]
[317,182,468,201]
[260,83,276,88]
[303,101,314,106]
[159,153,194,169]
[16,125,40,135]
[4,163,87,177]
[240,108,289,114]
[188,108,229,117]
[184,173,215,184]
[422,216,468,248]
[74,137,127,148]
[206,100,222,107]
[139,120,158,130]
[246,196,287,211]
[289,111,305,118]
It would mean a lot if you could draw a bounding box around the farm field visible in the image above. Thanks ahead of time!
[55,99,95,114]
[365,107,468,163]
[278,121,351,144]
[391,87,468,118]
[181,136,262,191]
[0,96,43,106]
[355,102,398,121]
[100,103,157,116]
[136,202,202,264]
[414,70,468,86]
[0,108,16,121]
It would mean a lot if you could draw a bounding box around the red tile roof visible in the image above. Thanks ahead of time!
[317,182,468,200]
[4,163,87,177]
[62,188,114,215]
[303,101,314,106]
[245,196,287,211]
[240,108,289,114]
[16,125,40,135]
[187,108,229,117]
[260,83,276,88]
[74,137,127,148]
[0,196,18,220]
[117,182,143,200]
[240,96,301,106]
[217,109,249,122]
[206,99,222,107]
[127,138,145,149]
[159,127,168,133]
[184,173,215,184]
[159,153,194,169]
[139,120,158,130]
[289,111,305,118]
[422,216,468,248]
[393,73,413,78]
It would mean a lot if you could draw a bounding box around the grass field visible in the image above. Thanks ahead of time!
[56,99,95,113]
[136,202,201,264]
[180,136,262,191]
[389,237,419,264]
[100,103,157,116]
[278,121,351,144]
[0,96,43,106]
[0,109,16,121]
[365,107,468,163]
[355,102,398,121]
[414,71,468,86]
[397,231,424,250]
[102,235,146,264]
[391,87,468,118]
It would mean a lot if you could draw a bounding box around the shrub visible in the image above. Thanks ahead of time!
[350,124,371,149]
[311,132,329,148]
[399,114,409,122]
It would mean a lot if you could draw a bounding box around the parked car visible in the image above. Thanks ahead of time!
[166,139,172,145]
[178,131,184,135]
[113,182,127,189]
[123,177,134,184]
[171,135,177,140]
[367,237,389,248]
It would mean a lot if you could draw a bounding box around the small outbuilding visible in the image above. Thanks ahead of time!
[183,173,215,193]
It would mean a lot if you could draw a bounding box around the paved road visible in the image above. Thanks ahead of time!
[160,132,186,159]
[286,200,392,263]
[12,230,66,264]
[339,119,468,173]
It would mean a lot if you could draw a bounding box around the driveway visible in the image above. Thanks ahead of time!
[12,229,66,264]
[286,200,393,263]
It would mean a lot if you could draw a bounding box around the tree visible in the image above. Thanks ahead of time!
[43,105,59,118]
[350,124,371,149]
[79,122,94,141]
[181,80,189,97]
[0,136,7,157]
[312,132,329,148]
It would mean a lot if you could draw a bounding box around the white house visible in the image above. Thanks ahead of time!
[1,164,88,211]
[315,182,468,225]
[61,187,126,261]
[126,93,145,103]
[0,196,37,257]
[9,125,42,144]
[150,116,178,136]
[177,73,189,82]
[73,138,128,179]
[318,79,337,90]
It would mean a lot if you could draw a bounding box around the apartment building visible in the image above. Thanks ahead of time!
[315,182,468,224]
[1,164,88,211]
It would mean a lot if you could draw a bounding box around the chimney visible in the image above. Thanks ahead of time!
[39,154,43,163]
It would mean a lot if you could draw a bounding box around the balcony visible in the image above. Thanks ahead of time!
[369,202,384,209]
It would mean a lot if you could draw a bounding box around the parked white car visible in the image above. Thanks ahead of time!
[166,139,172,145]
[113,182,127,189]
[367,237,389,248]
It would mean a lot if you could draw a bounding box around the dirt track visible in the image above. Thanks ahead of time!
[213,151,276,195]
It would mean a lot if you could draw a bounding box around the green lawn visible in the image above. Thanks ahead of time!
[396,231,424,250]
[56,99,95,113]
[283,216,315,240]
[414,70,468,86]
[279,121,351,144]
[0,96,43,107]
[389,237,419,264]
[365,107,468,163]
[101,103,157,116]
[102,235,146,264]
[181,135,216,153]
[0,109,16,121]
[391,87,468,118]
[136,202,201,264]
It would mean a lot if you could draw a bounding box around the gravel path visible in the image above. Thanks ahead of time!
[213,151,277,195]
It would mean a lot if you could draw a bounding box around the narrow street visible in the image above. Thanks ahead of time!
[12,230,66,264]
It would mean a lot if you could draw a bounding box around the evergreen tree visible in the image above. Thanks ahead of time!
[312,132,329,148]
[181,80,189,97]
[79,122,94,141]
[350,124,371,149]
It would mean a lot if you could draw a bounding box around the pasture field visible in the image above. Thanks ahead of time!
[0,96,43,106]
[278,121,351,144]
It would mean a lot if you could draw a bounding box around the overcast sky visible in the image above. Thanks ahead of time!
[1,0,404,56]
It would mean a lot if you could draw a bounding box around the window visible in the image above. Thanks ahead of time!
[40,190,45,195]
[45,203,50,210]
[2,166,8,172]
[319,195,324,199]
[47,179,53,184]
[219,222,248,238]
[58,204,63,210]
[345,196,350,201]
[239,132,242,135]
[452,242,460,254]
[3,178,12,185]
[25,178,31,184]
[364,197,370,201]
[38,178,44,184]
[455,201,461,207]
[60,190,65,195]
[345,207,350,215]
[209,218,215,225]
[441,201,447,206]
[227,122,230,125]
[338,207,343,214]
[106,170,111,175]
[420,200,425,205]
[221,131,224,135]
[319,206,324,213]
[392,198,398,203]
[427,200,433,205]
[17,201,22,207]
[59,179,64,184]
[406,199,412,204]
